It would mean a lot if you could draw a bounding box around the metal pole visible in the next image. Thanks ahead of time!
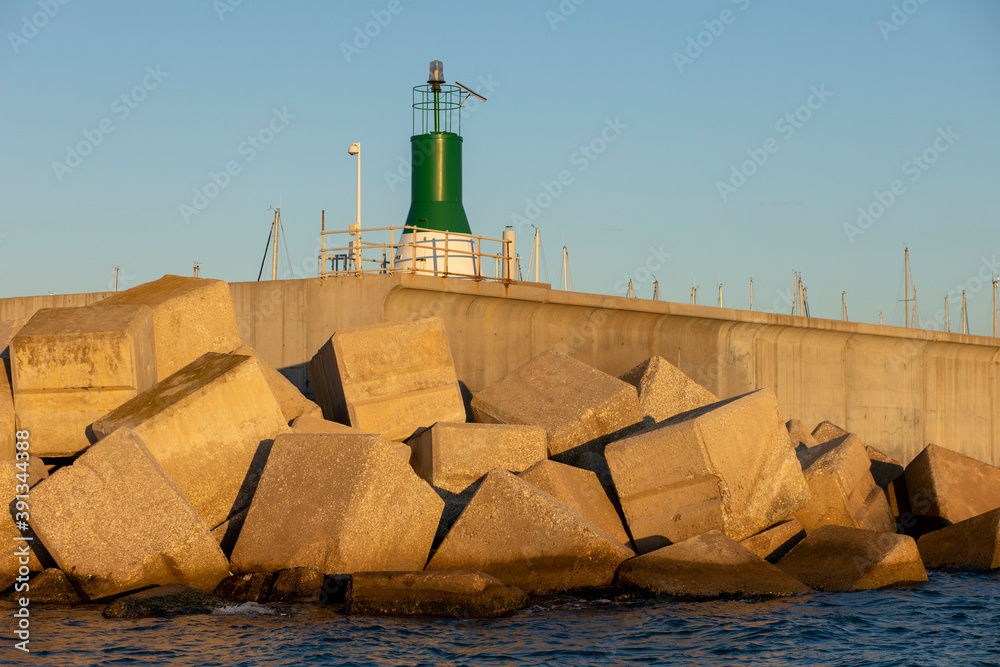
[271,209,279,281]
[718,284,723,308]
[994,278,998,337]
[114,266,119,291]
[627,279,633,298]
[904,247,910,328]
[962,290,968,334]
[194,262,199,278]
[842,291,847,322]
[502,227,515,281]
[653,279,659,301]
[320,210,326,277]
[749,278,754,312]
[879,311,883,326]
[945,296,950,332]
[912,288,918,328]
[533,228,540,283]
[562,247,568,291]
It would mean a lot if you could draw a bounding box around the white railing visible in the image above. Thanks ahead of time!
[319,224,514,281]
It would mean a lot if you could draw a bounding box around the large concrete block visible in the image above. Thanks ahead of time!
[230,433,443,575]
[811,420,848,444]
[290,414,362,435]
[776,525,927,591]
[606,389,809,552]
[917,508,1000,571]
[794,434,895,533]
[615,531,810,599]
[11,305,157,456]
[309,317,466,441]
[904,443,1000,526]
[233,345,322,423]
[347,571,529,618]
[620,355,718,423]
[0,457,49,591]
[408,422,547,495]
[29,428,230,601]
[471,350,643,461]
[98,275,242,381]
[92,352,289,528]
[786,419,817,449]
[518,459,631,547]
[0,318,25,461]
[427,468,634,595]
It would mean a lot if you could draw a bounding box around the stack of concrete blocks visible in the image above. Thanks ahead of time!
[309,317,466,441]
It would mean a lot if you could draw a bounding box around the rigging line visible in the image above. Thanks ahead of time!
[257,221,274,282]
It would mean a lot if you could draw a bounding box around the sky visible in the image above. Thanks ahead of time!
[1,0,998,332]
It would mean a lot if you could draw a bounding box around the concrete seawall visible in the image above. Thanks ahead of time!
[2,274,997,467]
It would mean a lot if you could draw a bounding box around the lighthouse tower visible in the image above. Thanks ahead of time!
[394,60,482,276]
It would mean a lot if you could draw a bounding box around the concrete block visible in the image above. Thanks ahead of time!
[427,468,634,595]
[786,419,817,449]
[518,459,631,547]
[408,422,547,495]
[29,428,230,601]
[0,457,50,590]
[268,567,327,603]
[11,305,157,456]
[776,525,927,591]
[0,318,27,357]
[101,584,233,618]
[92,352,289,528]
[904,443,1000,526]
[811,420,848,444]
[620,355,718,423]
[348,571,529,618]
[233,345,322,423]
[794,434,895,533]
[0,319,25,462]
[917,508,1000,571]
[214,572,275,603]
[290,414,362,435]
[230,433,443,575]
[739,519,807,564]
[867,445,904,490]
[309,316,466,441]
[471,350,643,461]
[615,530,810,599]
[5,569,82,605]
[606,389,809,552]
[98,275,242,381]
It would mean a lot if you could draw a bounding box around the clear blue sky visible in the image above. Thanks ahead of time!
[2,1,998,332]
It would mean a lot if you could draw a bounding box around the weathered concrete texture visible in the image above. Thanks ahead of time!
[291,415,411,462]
[786,419,817,449]
[230,433,443,575]
[408,422,547,495]
[233,345,322,423]
[518,459,631,547]
[309,316,466,441]
[268,567,327,603]
[98,275,242,381]
[12,569,82,605]
[812,421,848,444]
[11,305,157,456]
[102,585,235,619]
[0,318,27,355]
[619,355,718,423]
[29,428,230,601]
[0,319,26,462]
[777,525,928,591]
[606,389,810,552]
[427,469,634,595]
[904,444,1000,526]
[210,507,248,560]
[471,350,643,461]
[917,508,1000,571]
[290,414,362,435]
[740,519,807,565]
[214,572,275,603]
[794,434,895,533]
[92,352,289,528]
[348,571,529,618]
[615,530,810,599]
[0,457,51,590]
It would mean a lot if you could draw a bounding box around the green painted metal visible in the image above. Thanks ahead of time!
[402,81,472,236]
[404,131,470,234]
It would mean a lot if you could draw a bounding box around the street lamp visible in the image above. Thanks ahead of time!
[348,142,361,272]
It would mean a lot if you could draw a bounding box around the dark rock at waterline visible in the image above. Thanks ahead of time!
[102,585,236,619]
[347,571,528,618]
[214,572,274,603]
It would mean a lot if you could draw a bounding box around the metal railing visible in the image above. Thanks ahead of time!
[319,223,514,282]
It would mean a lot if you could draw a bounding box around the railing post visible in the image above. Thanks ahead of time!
[389,226,396,272]
[475,236,482,280]
[444,230,449,276]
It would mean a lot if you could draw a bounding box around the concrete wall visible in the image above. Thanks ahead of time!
[3,274,998,467]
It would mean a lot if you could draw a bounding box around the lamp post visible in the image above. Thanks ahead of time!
[348,142,361,273]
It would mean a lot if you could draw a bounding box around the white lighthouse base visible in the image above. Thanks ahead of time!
[394,230,478,277]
